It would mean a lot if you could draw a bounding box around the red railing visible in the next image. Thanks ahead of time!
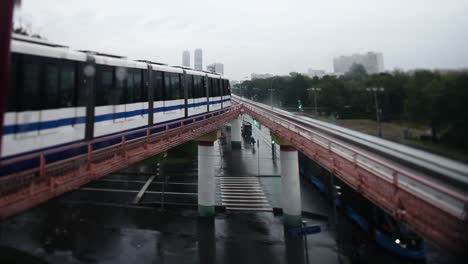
[0,105,241,218]
[237,97,467,255]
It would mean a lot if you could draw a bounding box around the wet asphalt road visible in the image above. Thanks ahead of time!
[0,118,461,263]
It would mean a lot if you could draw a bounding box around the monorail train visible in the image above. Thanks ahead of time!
[1,34,231,174]
[298,153,426,260]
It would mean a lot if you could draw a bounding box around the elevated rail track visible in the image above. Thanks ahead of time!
[0,105,241,219]
[234,95,468,255]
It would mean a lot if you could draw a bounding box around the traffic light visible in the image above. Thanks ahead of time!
[271,140,275,144]
[297,100,303,110]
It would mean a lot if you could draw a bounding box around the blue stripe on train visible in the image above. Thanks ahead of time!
[3,99,230,135]
[0,109,228,176]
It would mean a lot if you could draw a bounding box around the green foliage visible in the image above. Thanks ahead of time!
[344,64,368,80]
[233,70,468,149]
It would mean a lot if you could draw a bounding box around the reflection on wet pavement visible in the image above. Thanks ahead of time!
[1,122,456,263]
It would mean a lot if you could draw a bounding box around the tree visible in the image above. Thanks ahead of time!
[345,64,368,80]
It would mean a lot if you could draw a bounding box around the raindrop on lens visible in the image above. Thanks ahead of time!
[83,65,95,77]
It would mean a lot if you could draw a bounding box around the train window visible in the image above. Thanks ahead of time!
[76,62,89,107]
[208,78,213,97]
[22,56,41,110]
[59,62,76,108]
[223,80,228,96]
[96,66,114,106]
[186,75,193,99]
[44,62,60,109]
[114,74,124,105]
[134,70,142,102]
[7,54,18,112]
[153,71,163,101]
[220,80,224,96]
[213,78,219,97]
[214,78,219,97]
[200,76,205,97]
[114,67,126,104]
[163,72,171,100]
[210,78,214,97]
[192,76,198,98]
[172,73,180,100]
[126,69,135,104]
[142,70,148,102]
[200,77,208,97]
[193,76,201,98]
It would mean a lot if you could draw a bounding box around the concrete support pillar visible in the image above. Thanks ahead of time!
[280,145,302,227]
[230,115,242,149]
[272,133,302,228]
[197,130,220,217]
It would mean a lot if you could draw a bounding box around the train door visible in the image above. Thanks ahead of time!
[182,71,188,118]
[113,67,125,123]
[152,70,164,126]
[204,75,209,113]
[16,55,40,139]
[219,78,223,109]
[147,65,154,127]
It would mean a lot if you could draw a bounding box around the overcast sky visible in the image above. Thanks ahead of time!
[14,0,468,80]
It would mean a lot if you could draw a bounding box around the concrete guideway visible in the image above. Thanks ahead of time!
[233,95,468,256]
[0,106,242,220]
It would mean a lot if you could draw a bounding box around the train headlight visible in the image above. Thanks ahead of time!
[395,239,400,244]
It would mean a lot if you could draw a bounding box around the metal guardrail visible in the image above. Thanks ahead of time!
[235,95,468,254]
[234,95,468,220]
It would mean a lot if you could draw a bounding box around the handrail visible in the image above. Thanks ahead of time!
[234,95,468,187]
[234,96,468,218]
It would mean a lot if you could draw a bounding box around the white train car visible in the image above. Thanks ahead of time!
[2,35,87,158]
[1,34,232,175]
[207,73,223,112]
[184,69,208,117]
[92,55,149,138]
[150,64,185,124]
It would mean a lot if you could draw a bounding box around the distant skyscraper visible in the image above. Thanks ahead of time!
[182,50,190,67]
[194,49,203,70]
[207,63,224,75]
[333,52,384,74]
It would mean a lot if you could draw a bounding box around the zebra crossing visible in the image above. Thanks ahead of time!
[217,177,272,212]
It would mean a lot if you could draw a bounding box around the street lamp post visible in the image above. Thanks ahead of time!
[366,87,384,138]
[307,88,321,116]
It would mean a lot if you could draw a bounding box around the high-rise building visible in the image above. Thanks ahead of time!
[251,73,273,79]
[307,69,326,78]
[333,52,384,74]
[207,62,224,75]
[194,48,203,70]
[182,50,190,67]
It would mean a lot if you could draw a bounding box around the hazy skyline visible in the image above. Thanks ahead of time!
[13,0,468,80]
